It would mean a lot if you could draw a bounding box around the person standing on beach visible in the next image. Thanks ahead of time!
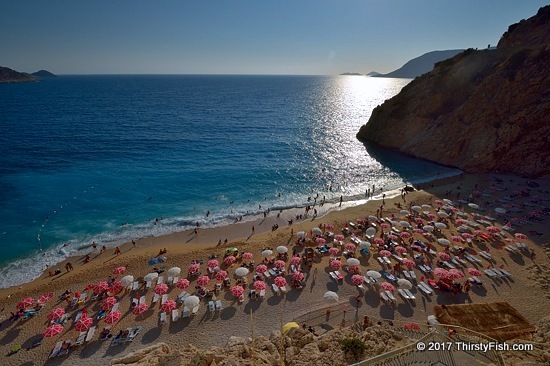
[252,225,255,234]
[339,195,343,207]
[114,247,121,256]
[92,242,97,251]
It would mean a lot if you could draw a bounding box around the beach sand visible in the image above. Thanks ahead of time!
[0,173,548,365]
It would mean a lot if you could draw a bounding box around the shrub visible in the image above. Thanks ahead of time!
[340,337,367,360]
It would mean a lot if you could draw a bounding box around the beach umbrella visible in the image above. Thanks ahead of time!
[254,280,266,290]
[101,297,118,311]
[347,258,360,266]
[311,227,323,236]
[214,270,228,281]
[148,257,159,265]
[330,259,342,269]
[242,252,254,260]
[261,249,273,257]
[438,252,450,260]
[144,272,159,282]
[414,217,424,224]
[450,236,463,243]
[323,291,339,303]
[161,299,177,313]
[378,250,391,258]
[422,204,432,209]
[349,265,360,272]
[387,234,399,241]
[390,220,400,227]
[443,199,453,205]
[397,278,412,289]
[394,246,407,254]
[437,238,450,246]
[486,226,500,234]
[411,205,422,212]
[468,203,479,209]
[109,280,123,294]
[105,311,121,325]
[38,293,54,304]
[434,222,447,229]
[316,237,326,245]
[296,231,306,238]
[515,233,528,240]
[351,274,364,285]
[188,263,201,273]
[455,219,468,226]
[373,237,384,245]
[292,272,304,282]
[17,297,35,310]
[344,243,356,252]
[276,245,288,254]
[400,210,410,215]
[412,228,423,234]
[223,256,236,265]
[133,303,149,316]
[380,282,395,292]
[48,307,65,321]
[282,322,300,334]
[274,260,286,269]
[207,259,219,269]
[325,224,334,230]
[473,230,484,236]
[334,234,345,241]
[403,259,415,268]
[359,241,371,249]
[93,281,109,294]
[399,221,412,229]
[467,268,482,276]
[167,267,181,277]
[183,295,200,309]
[435,200,445,206]
[120,275,134,287]
[438,212,449,218]
[380,223,390,229]
[196,275,210,287]
[366,270,381,279]
[365,227,376,237]
[231,285,245,298]
[434,268,449,278]
[400,232,412,239]
[113,266,126,275]
[235,267,249,277]
[411,244,422,251]
[154,283,169,295]
[423,225,434,232]
[328,247,339,256]
[495,207,506,214]
[44,324,63,338]
[255,264,268,274]
[74,316,93,332]
[449,269,464,279]
[176,278,190,289]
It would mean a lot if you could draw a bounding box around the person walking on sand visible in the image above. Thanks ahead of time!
[251,225,255,234]
[114,247,121,256]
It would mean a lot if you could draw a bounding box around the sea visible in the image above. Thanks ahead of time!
[0,75,462,288]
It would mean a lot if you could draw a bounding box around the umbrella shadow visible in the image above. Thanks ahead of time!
[379,305,395,320]
[168,317,192,333]
[140,326,162,345]
[0,328,20,345]
[220,306,237,320]
[396,303,414,317]
[284,289,301,302]
[243,300,262,313]
[267,295,283,306]
[364,291,381,308]
[325,282,339,292]
[471,285,487,296]
[78,338,105,359]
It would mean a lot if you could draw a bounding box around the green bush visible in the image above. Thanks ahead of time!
[340,337,367,360]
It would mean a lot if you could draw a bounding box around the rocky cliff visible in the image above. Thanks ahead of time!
[0,66,37,83]
[357,6,550,177]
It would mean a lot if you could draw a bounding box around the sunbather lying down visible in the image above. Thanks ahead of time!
[6,344,21,356]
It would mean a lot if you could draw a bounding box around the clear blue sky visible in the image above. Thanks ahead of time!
[1,0,546,75]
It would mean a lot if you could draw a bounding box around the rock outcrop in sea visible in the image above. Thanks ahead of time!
[356,6,550,177]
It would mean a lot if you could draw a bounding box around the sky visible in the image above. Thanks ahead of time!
[1,0,547,75]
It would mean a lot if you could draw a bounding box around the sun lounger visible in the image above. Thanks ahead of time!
[385,291,397,305]
[259,289,265,298]
[74,311,83,323]
[392,254,403,262]
[383,271,397,282]
[215,300,222,311]
[379,291,390,304]
[272,283,280,294]
[279,285,288,293]
[139,296,146,304]
[334,271,344,280]
[383,257,391,265]
[454,256,468,266]
[492,268,504,277]
[356,283,365,291]
[109,302,119,313]
[409,271,417,281]
[132,281,140,291]
[404,289,416,301]
[77,293,87,305]
[49,341,63,358]
[160,312,167,323]
[69,297,78,308]
[262,270,271,278]
[100,326,112,341]
[398,288,410,300]
[126,326,142,342]
[157,276,164,284]
[500,269,511,277]
[191,305,199,315]
[111,328,131,346]
[161,294,168,305]
[172,309,179,321]
[146,280,152,289]
[208,301,215,311]
[443,261,455,269]
[74,331,87,346]
[177,291,189,303]
[402,271,411,280]
[363,276,372,285]
[182,307,190,318]
[377,257,385,266]
[167,276,173,285]
[85,326,96,342]
[57,340,71,356]
[329,272,338,281]
[484,269,497,278]
[417,283,432,296]
[172,276,179,284]
[469,277,483,286]
[152,293,159,303]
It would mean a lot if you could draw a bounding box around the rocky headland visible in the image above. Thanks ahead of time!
[357,6,550,177]
[373,49,464,79]
[0,66,37,83]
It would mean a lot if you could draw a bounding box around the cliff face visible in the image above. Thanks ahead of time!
[0,66,36,83]
[357,6,550,177]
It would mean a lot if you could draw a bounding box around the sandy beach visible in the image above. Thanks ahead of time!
[1,173,549,365]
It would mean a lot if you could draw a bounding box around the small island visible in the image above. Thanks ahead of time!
[0,66,37,83]
[31,69,57,77]
[339,72,363,76]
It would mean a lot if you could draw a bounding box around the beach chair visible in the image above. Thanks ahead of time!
[215,300,222,311]
[85,326,96,342]
[409,271,417,281]
[191,305,200,315]
[161,294,168,305]
[259,289,265,299]
[443,261,455,269]
[132,281,139,291]
[152,293,159,303]
[126,326,142,342]
[484,269,497,278]
[385,291,397,305]
[57,340,71,357]
[159,312,167,324]
[500,269,511,277]
[111,302,119,313]
[74,311,83,323]
[377,257,385,266]
[329,272,338,281]
[182,307,190,318]
[172,309,179,321]
[398,289,410,301]
[404,289,416,302]
[334,271,344,280]
[139,296,146,304]
[379,291,390,304]
[279,285,287,293]
[74,331,87,346]
[167,276,173,285]
[146,280,152,289]
[77,293,87,305]
[262,270,270,279]
[157,276,164,284]
[383,257,392,265]
[402,271,411,280]
[272,283,280,295]
[49,341,63,358]
[492,268,504,277]
[417,284,431,296]
[208,301,215,311]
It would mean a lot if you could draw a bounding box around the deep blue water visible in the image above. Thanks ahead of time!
[0,75,461,287]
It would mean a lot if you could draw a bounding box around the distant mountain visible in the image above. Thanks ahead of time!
[0,66,37,83]
[31,70,56,77]
[367,71,382,77]
[340,72,362,76]
[374,49,465,78]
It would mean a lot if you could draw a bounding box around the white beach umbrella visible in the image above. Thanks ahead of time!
[368,215,378,220]
[261,249,273,257]
[390,220,400,227]
[437,238,451,246]
[120,275,134,287]
[359,241,371,248]
[411,206,422,212]
[422,204,432,209]
[400,210,410,215]
[495,207,506,214]
[323,291,339,303]
[438,212,449,218]
[366,270,381,279]
[311,227,323,236]
[397,278,413,289]
[184,295,200,309]
[423,225,434,232]
[434,222,447,229]
[468,203,479,209]
[443,199,453,205]
[399,221,411,228]
[276,245,288,254]
[347,258,360,266]
[167,267,181,277]
[365,227,376,236]
[144,272,159,282]
[235,267,249,277]
[296,231,306,238]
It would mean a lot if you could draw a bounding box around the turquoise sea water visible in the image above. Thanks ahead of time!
[0,75,461,288]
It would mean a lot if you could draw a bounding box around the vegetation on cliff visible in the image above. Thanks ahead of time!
[0,66,37,83]
[357,5,550,177]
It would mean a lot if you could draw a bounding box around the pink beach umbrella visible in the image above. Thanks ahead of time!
[449,269,465,279]
[515,233,528,240]
[214,270,228,281]
[101,297,118,311]
[113,266,126,275]
[48,307,65,321]
[154,283,169,295]
[74,316,93,332]
[438,252,450,261]
[351,274,364,285]
[334,234,345,241]
[467,268,482,276]
[330,259,342,269]
[450,236,463,243]
[455,219,468,226]
[325,224,334,230]
[274,276,287,287]
[255,264,268,274]
[242,252,254,260]
[254,280,266,290]
[274,260,286,269]
[434,268,449,278]
[17,297,35,310]
[380,282,395,292]
[38,293,54,304]
[462,233,474,239]
[176,278,190,289]
[93,281,109,294]
[435,200,445,206]
[207,259,219,269]
[231,285,245,298]
[109,280,123,294]
[387,234,398,241]
[473,230,484,236]
[373,237,384,245]
[44,324,64,338]
[400,232,412,239]
[378,250,392,258]
[133,303,149,316]
[289,256,302,265]
[161,299,177,313]
[223,256,236,265]
[316,237,326,245]
[380,222,390,229]
[197,275,210,287]
[486,226,500,234]
[403,259,416,268]
[105,311,121,325]
[292,272,304,282]
[189,263,201,273]
[414,218,424,224]
[411,245,422,252]
[344,243,356,252]
[394,246,407,254]
[348,265,359,272]
[328,247,339,256]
